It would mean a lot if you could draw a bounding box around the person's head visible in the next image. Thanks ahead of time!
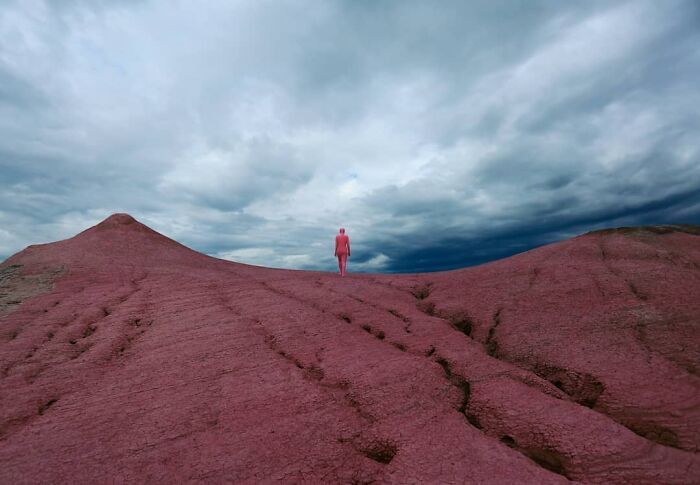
[339,228,345,234]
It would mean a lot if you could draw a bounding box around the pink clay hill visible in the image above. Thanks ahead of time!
[1,213,699,484]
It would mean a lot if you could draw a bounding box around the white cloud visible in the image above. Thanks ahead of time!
[1,0,699,271]
[351,253,391,272]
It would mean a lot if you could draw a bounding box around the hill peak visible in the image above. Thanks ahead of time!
[85,213,156,237]
[96,213,139,228]
[46,212,209,267]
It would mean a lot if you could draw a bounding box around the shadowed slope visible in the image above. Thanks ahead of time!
[1,215,698,484]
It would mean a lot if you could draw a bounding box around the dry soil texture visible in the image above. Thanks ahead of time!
[1,214,698,484]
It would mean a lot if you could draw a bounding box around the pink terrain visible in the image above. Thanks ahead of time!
[1,213,699,484]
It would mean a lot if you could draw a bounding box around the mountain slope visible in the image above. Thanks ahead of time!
[1,214,698,484]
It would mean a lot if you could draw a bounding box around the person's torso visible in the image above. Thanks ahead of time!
[335,234,349,253]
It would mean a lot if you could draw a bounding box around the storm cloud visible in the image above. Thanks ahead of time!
[1,0,699,272]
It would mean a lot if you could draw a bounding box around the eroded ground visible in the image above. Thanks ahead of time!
[0,215,698,484]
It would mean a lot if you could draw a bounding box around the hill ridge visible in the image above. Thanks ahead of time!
[1,215,699,483]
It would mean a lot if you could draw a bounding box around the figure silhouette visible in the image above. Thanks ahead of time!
[334,228,350,276]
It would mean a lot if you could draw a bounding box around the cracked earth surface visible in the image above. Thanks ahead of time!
[0,215,698,484]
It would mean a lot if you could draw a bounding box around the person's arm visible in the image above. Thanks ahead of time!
[334,236,338,256]
[347,237,351,257]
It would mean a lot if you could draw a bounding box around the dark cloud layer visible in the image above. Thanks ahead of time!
[1,0,699,272]
[382,185,700,273]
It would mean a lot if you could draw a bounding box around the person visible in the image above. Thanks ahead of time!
[334,228,351,276]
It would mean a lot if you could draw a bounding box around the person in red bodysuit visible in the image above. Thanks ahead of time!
[334,228,350,276]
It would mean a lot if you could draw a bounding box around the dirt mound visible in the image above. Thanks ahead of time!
[1,214,698,484]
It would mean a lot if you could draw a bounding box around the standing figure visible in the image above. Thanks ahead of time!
[334,228,351,276]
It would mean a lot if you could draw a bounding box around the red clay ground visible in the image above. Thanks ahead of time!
[0,214,698,484]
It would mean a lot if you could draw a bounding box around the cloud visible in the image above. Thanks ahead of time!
[351,253,391,273]
[1,0,699,272]
[157,136,315,212]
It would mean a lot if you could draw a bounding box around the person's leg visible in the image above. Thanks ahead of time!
[337,255,343,275]
[340,254,348,276]
[342,254,348,276]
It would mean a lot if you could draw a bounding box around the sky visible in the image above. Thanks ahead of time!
[1,0,699,273]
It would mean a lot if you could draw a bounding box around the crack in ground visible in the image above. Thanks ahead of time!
[434,355,480,429]
[1,285,138,380]
[316,279,418,333]
[485,308,503,357]
[411,286,475,342]
[405,263,692,458]
[256,320,376,424]
[259,279,417,351]
[531,364,605,409]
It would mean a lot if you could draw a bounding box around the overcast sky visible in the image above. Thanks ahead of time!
[1,0,699,273]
